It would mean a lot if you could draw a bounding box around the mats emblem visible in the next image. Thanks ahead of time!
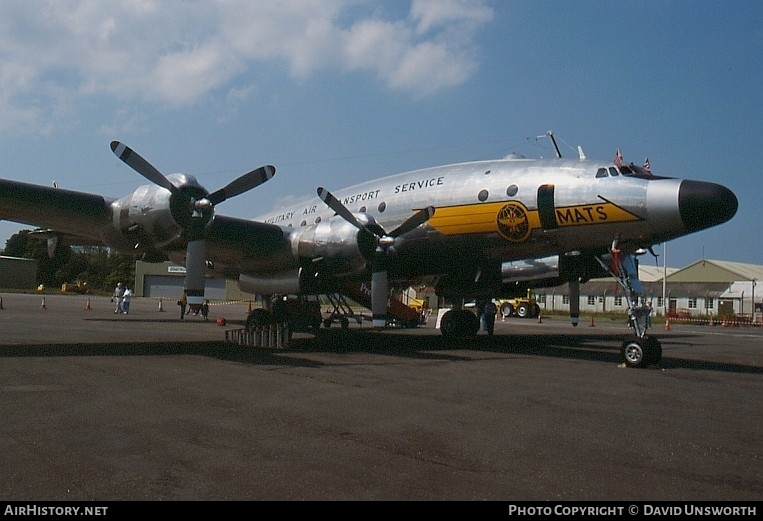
[497,201,531,242]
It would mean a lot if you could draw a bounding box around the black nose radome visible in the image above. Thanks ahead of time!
[679,180,738,233]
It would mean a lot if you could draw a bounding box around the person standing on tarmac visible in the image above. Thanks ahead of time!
[178,291,188,320]
[113,282,125,314]
[122,287,132,314]
[476,299,486,331]
[484,300,497,336]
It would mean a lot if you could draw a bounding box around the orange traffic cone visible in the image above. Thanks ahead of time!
[85,297,92,310]
[722,316,728,327]
[41,297,47,309]
[158,298,165,312]
[664,319,670,331]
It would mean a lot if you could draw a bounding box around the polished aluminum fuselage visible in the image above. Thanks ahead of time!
[255,158,684,278]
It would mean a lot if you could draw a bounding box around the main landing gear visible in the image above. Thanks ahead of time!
[439,308,480,342]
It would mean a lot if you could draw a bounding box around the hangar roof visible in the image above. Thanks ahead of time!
[666,259,763,283]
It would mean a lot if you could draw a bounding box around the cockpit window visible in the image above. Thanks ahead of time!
[597,163,670,180]
[619,163,668,180]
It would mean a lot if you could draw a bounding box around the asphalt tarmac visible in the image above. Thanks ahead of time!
[0,293,761,501]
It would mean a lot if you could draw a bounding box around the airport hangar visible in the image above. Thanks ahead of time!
[0,256,37,289]
[132,261,249,301]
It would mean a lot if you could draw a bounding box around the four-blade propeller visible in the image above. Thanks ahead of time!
[318,186,435,326]
[111,141,275,307]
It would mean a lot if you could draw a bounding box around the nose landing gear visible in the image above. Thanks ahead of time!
[621,335,662,369]
[597,245,662,368]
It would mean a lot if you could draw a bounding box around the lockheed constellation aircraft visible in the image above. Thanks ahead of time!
[0,133,737,367]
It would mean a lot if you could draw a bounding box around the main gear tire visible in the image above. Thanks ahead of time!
[440,310,479,343]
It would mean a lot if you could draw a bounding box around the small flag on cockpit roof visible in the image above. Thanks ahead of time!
[614,148,623,167]
[643,158,651,172]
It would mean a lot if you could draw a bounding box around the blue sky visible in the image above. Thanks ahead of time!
[0,0,760,269]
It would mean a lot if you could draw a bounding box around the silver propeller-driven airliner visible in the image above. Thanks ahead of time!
[0,133,737,367]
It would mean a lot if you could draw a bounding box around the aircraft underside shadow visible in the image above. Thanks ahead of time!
[242,328,763,375]
[0,329,760,375]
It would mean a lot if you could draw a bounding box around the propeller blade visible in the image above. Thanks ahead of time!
[184,239,207,308]
[389,206,435,238]
[110,141,178,194]
[316,190,432,329]
[371,270,389,327]
[207,165,276,206]
[317,187,365,231]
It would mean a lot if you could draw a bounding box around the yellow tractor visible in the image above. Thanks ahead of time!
[498,289,540,319]
[60,281,89,294]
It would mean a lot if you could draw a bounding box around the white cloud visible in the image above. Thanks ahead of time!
[411,0,494,35]
[151,42,245,105]
[389,41,476,96]
[0,0,493,134]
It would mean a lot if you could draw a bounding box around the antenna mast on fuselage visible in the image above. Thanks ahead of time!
[541,130,562,159]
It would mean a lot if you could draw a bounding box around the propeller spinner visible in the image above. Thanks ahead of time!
[111,141,275,307]
[317,187,434,327]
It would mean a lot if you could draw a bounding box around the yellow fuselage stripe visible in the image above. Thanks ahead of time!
[428,201,639,238]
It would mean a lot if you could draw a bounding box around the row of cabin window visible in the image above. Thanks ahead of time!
[293,184,522,227]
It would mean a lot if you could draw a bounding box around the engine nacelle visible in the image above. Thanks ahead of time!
[103,175,212,255]
[501,255,559,283]
[239,214,376,296]
[438,254,608,299]
[291,214,370,277]
[238,266,345,296]
[239,269,302,295]
[112,183,183,241]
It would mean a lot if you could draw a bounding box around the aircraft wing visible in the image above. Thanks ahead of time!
[201,215,294,274]
[0,178,292,275]
[0,179,113,243]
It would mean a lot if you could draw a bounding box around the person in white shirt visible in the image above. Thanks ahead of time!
[122,287,132,314]
[113,283,124,314]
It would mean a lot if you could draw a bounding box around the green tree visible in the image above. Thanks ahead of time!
[4,230,136,292]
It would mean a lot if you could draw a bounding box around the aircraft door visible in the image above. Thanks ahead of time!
[537,184,557,231]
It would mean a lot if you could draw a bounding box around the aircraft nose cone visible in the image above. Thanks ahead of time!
[679,180,738,233]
